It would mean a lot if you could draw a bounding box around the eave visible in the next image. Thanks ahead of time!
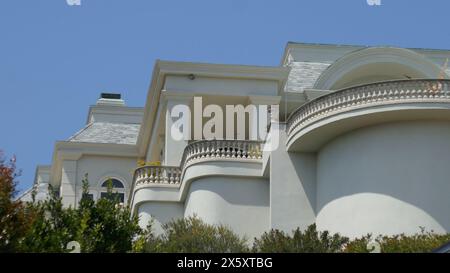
[135,60,291,159]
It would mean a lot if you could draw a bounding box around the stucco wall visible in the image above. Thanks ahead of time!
[270,124,316,232]
[76,155,138,204]
[137,202,184,234]
[184,177,270,240]
[316,121,450,238]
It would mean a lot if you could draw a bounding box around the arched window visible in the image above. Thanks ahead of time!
[101,179,124,189]
[100,178,125,203]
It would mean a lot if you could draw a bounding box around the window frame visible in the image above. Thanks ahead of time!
[97,176,127,204]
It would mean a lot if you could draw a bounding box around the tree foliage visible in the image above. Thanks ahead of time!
[0,153,34,252]
[2,153,450,253]
[252,224,349,253]
[141,216,249,253]
[345,229,450,253]
[0,161,143,253]
[74,175,142,253]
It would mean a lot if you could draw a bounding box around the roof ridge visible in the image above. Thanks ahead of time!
[67,122,94,141]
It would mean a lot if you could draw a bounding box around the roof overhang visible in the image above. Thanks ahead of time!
[33,165,51,186]
[281,42,450,66]
[49,141,138,187]
[136,60,291,158]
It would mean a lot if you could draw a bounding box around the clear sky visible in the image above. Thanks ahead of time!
[1,0,449,192]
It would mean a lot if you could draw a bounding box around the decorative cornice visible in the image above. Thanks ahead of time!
[248,95,282,105]
[287,79,450,148]
[157,60,290,82]
[136,60,290,158]
[49,141,139,187]
[160,90,195,102]
[314,47,444,90]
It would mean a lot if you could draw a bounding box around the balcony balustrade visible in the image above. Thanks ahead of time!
[133,140,263,188]
[287,79,450,137]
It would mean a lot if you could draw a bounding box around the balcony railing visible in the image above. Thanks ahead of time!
[133,140,263,188]
[181,140,263,166]
[287,79,450,136]
[134,166,181,186]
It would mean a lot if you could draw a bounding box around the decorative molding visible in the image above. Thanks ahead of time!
[160,90,194,102]
[247,95,282,105]
[136,60,290,157]
[314,47,443,90]
[287,79,450,142]
[132,140,263,190]
[50,141,139,187]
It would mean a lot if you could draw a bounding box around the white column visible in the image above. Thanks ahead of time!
[270,123,316,231]
[60,160,77,208]
[163,92,193,166]
[247,96,281,141]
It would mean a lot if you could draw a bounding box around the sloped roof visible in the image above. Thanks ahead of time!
[285,61,330,92]
[17,187,34,202]
[68,122,141,145]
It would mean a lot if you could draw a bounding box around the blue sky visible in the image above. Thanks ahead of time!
[1,0,449,192]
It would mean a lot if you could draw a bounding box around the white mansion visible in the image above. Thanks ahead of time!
[22,42,450,239]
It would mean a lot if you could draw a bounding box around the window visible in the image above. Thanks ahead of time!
[101,179,124,188]
[82,193,94,201]
[100,178,125,204]
[100,192,125,203]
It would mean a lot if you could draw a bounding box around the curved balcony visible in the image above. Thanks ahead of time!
[132,140,263,189]
[181,139,263,167]
[286,79,450,152]
[134,166,182,187]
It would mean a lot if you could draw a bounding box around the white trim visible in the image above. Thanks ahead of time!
[136,60,290,159]
[96,174,127,189]
[49,141,138,187]
[86,105,144,125]
[314,47,444,90]
[96,175,127,203]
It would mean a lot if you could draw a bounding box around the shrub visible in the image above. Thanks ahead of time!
[143,216,249,253]
[345,229,450,253]
[253,224,349,253]
[342,234,373,253]
[132,221,159,253]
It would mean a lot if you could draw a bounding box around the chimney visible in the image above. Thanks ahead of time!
[96,93,125,106]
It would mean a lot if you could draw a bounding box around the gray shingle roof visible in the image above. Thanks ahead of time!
[68,122,140,145]
[285,62,330,92]
[286,64,449,93]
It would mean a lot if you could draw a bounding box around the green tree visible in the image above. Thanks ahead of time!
[19,188,79,252]
[20,174,142,253]
[75,175,142,252]
[0,153,35,252]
